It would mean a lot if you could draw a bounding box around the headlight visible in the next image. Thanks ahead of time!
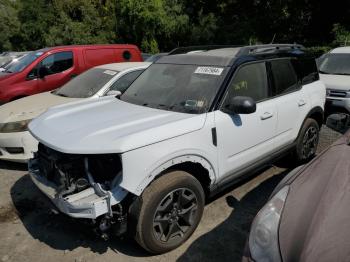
[0,119,32,133]
[249,186,289,262]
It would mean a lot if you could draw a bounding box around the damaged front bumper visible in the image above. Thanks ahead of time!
[29,158,128,219]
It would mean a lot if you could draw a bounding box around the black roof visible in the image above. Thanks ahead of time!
[157,44,307,66]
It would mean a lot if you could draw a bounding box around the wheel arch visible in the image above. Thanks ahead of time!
[135,155,216,197]
[307,106,324,128]
[295,106,324,141]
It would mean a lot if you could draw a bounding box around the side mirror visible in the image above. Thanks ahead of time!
[224,96,256,114]
[106,90,122,97]
[326,113,350,134]
[38,66,49,79]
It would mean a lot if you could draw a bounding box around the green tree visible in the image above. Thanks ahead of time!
[45,0,117,46]
[333,24,350,46]
[15,0,54,50]
[0,0,20,51]
[116,0,189,53]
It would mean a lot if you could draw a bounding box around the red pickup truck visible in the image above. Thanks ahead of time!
[0,44,142,104]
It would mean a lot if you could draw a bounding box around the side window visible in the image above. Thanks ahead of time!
[270,59,299,96]
[109,70,144,94]
[40,51,73,75]
[295,58,319,85]
[222,62,269,109]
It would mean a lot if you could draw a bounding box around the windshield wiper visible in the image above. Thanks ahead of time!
[55,93,68,97]
[334,73,350,76]
[319,70,331,74]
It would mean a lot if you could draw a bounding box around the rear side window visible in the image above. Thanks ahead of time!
[270,59,299,96]
[295,58,319,85]
[222,62,269,106]
[109,70,144,93]
[41,51,73,75]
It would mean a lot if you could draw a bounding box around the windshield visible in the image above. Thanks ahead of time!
[318,54,350,75]
[54,68,119,98]
[4,51,43,73]
[121,64,227,114]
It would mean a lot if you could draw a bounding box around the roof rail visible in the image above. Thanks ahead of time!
[168,45,240,55]
[237,44,305,56]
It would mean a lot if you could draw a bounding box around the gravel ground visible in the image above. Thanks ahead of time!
[0,126,342,262]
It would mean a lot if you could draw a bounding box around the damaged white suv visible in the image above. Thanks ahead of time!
[28,45,326,254]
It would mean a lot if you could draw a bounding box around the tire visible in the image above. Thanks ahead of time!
[129,171,205,254]
[294,118,320,163]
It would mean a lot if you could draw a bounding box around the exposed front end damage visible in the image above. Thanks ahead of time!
[28,143,131,238]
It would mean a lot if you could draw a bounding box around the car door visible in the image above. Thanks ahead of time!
[37,51,75,92]
[268,58,311,149]
[214,61,277,182]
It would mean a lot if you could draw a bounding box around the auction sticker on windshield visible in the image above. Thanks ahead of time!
[195,67,224,76]
[103,70,117,76]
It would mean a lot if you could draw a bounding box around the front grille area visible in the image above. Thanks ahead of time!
[36,143,122,195]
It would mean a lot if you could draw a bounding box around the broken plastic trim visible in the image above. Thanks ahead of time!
[84,157,114,217]
[28,158,128,219]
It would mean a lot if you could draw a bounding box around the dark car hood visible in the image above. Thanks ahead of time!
[279,130,350,262]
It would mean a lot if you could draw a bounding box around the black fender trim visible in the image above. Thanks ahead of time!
[296,106,324,140]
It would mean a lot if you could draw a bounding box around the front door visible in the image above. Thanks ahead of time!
[215,61,277,182]
[37,51,75,92]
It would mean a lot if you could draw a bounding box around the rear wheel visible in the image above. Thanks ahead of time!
[129,171,205,254]
[295,118,320,163]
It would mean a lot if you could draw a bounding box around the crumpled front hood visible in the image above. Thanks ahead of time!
[279,130,350,262]
[320,74,350,91]
[0,92,80,123]
[29,97,207,154]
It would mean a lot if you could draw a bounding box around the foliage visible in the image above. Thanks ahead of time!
[0,0,20,51]
[15,0,54,50]
[1,0,350,54]
[45,0,117,46]
[115,0,189,53]
[333,24,350,46]
[306,46,332,58]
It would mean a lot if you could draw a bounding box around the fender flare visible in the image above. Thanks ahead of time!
[135,154,216,194]
[296,106,324,139]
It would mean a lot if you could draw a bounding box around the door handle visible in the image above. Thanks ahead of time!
[260,112,273,120]
[298,100,306,107]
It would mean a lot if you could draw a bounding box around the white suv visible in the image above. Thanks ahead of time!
[318,47,350,114]
[28,45,326,254]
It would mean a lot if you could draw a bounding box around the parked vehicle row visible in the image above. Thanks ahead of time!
[0,44,142,104]
[3,43,350,258]
[24,44,326,254]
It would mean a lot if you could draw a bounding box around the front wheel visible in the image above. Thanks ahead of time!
[295,118,320,163]
[129,171,205,254]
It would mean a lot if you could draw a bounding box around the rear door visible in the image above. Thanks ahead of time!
[214,61,277,181]
[268,58,311,150]
[37,51,75,92]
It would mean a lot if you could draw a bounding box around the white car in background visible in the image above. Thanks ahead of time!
[318,47,350,114]
[0,62,150,162]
